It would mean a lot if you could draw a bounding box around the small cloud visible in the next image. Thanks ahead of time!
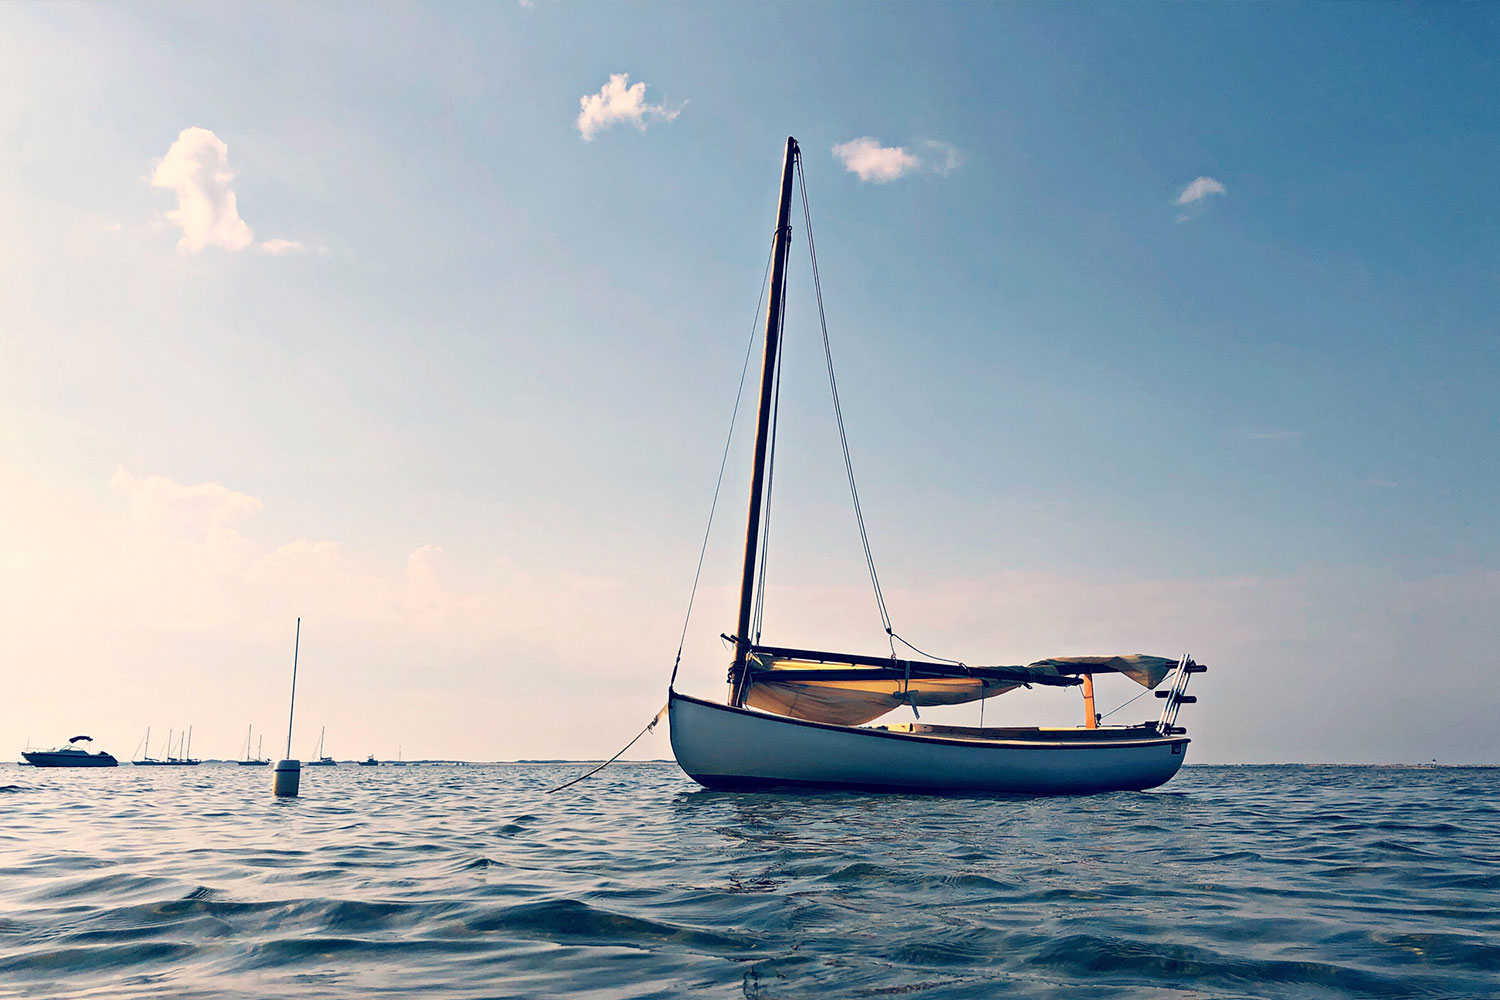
[258,238,306,255]
[150,127,255,252]
[1175,176,1227,206]
[109,465,262,528]
[576,73,682,141]
[832,136,962,184]
[1174,176,1226,222]
[920,139,963,176]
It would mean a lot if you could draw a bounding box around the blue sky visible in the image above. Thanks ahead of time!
[2,3,1497,763]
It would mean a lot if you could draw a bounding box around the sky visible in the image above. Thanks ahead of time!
[2,3,1497,765]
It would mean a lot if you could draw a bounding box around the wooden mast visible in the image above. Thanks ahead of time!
[729,136,799,707]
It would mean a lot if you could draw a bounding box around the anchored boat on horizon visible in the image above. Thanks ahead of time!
[22,736,118,768]
[666,137,1207,795]
[237,725,269,766]
[306,726,336,766]
[132,727,200,766]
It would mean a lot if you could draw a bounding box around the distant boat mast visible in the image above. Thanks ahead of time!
[285,617,301,759]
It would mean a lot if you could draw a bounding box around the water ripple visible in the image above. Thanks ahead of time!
[0,763,1496,998]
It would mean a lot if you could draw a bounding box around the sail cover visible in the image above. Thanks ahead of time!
[1027,655,1176,690]
[746,666,1016,726]
[741,648,1176,726]
[741,650,1071,727]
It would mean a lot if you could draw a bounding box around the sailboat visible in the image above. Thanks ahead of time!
[666,137,1207,794]
[132,727,164,765]
[237,726,269,766]
[135,727,199,765]
[306,726,336,766]
[168,726,201,766]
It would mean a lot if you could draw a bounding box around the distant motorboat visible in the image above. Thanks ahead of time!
[237,726,269,766]
[306,726,337,766]
[357,755,379,766]
[22,736,118,768]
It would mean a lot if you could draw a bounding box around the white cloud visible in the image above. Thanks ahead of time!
[150,127,255,252]
[576,73,682,141]
[1175,175,1227,206]
[109,466,262,528]
[258,238,306,255]
[832,137,920,183]
[920,138,963,176]
[149,127,310,254]
[832,136,962,183]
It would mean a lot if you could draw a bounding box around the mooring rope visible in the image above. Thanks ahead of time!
[545,703,668,795]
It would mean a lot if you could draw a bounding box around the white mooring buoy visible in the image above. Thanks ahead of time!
[274,617,303,799]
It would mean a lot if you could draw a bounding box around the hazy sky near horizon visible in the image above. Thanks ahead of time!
[3,3,1497,765]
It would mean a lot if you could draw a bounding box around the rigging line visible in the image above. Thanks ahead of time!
[1098,671,1176,721]
[669,236,779,689]
[752,332,784,643]
[888,629,968,668]
[795,149,893,642]
[545,703,668,794]
[752,266,790,642]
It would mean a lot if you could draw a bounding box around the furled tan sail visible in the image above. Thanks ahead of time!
[1026,655,1175,690]
[746,672,1014,726]
[741,652,1175,726]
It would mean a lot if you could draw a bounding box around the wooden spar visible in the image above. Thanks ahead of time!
[1082,674,1098,729]
[729,136,800,707]
[741,642,1082,687]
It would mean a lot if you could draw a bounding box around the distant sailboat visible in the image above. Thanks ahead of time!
[391,746,407,766]
[237,725,269,766]
[133,727,163,765]
[134,727,197,766]
[168,726,201,766]
[306,726,336,766]
[666,137,1208,794]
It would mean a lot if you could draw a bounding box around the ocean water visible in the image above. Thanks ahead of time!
[0,763,1495,999]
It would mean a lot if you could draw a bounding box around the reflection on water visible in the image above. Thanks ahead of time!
[0,763,1495,998]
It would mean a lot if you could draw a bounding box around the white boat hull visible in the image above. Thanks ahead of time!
[669,691,1188,794]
